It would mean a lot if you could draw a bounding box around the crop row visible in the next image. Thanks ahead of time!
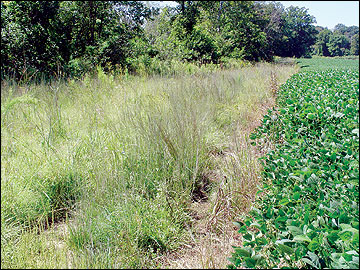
[228,69,359,269]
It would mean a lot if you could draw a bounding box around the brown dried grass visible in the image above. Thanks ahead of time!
[157,65,296,269]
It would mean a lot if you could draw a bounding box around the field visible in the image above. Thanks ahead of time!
[1,56,358,269]
[228,57,359,268]
[1,62,297,268]
[296,56,359,71]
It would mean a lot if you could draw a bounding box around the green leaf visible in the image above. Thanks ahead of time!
[227,257,236,264]
[293,235,311,242]
[252,254,264,264]
[233,247,251,258]
[244,257,257,268]
[292,192,301,201]
[307,113,316,120]
[340,223,353,230]
[327,231,339,244]
[343,252,354,262]
[255,237,268,246]
[279,198,290,205]
[302,258,318,268]
[266,208,273,218]
[227,256,239,266]
[333,112,345,118]
[293,185,301,192]
[238,225,247,234]
[287,226,303,236]
[339,230,353,241]
[286,99,294,105]
[331,255,349,269]
[303,251,321,268]
[352,232,359,246]
[275,216,288,223]
[276,243,294,255]
[295,245,308,259]
[308,239,320,251]
[330,152,337,162]
[339,213,351,224]
[249,133,257,140]
[250,222,261,229]
[345,250,359,256]
[243,233,252,241]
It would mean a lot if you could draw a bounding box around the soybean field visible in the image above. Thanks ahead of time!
[228,57,359,268]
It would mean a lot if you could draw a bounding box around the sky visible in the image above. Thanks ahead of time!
[156,1,359,30]
[279,1,359,30]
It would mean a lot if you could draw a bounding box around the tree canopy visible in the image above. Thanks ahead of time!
[1,1,358,81]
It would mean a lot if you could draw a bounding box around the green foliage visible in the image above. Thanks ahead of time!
[1,1,63,80]
[228,66,359,269]
[6,0,352,81]
[254,2,284,60]
[2,1,357,82]
[279,6,317,57]
[328,34,351,56]
[334,23,359,39]
[1,1,154,80]
[296,57,359,71]
[312,25,358,57]
[219,1,268,61]
[350,34,359,55]
[313,29,332,56]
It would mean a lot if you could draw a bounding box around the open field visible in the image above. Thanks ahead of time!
[1,62,297,268]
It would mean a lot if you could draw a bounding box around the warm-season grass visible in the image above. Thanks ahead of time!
[1,62,297,268]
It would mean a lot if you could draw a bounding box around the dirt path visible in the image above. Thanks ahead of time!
[158,96,277,269]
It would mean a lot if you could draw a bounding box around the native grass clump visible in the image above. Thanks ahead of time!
[1,62,297,268]
[228,64,359,268]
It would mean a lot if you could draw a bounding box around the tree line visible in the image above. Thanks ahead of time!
[313,24,359,57]
[1,1,359,81]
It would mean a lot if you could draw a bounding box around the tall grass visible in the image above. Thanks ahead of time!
[1,62,297,268]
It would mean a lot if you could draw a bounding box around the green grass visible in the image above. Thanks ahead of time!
[1,63,297,268]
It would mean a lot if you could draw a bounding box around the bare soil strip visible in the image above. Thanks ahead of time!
[158,96,277,269]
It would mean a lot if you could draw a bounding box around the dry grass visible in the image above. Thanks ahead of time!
[158,201,242,269]
[158,126,262,269]
[157,64,297,269]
